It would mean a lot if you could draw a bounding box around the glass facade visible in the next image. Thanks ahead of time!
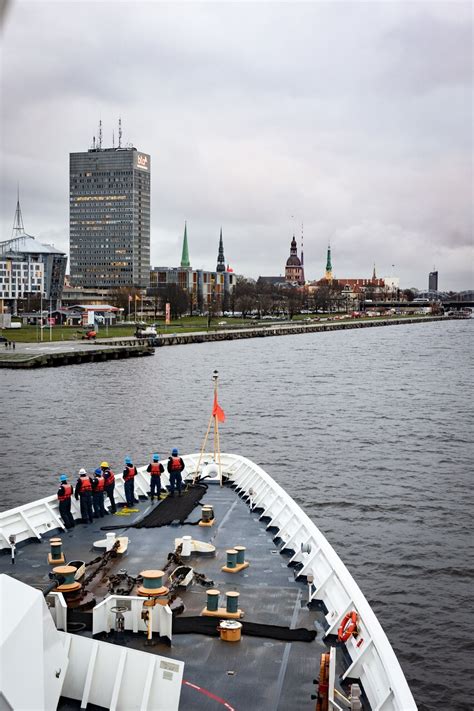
[69,147,150,288]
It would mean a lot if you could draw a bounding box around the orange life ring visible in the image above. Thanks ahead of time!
[337,611,358,642]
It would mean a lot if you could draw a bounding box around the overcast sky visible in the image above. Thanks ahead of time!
[0,0,472,290]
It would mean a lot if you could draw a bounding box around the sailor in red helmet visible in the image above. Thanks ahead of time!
[57,474,75,529]
[167,448,185,497]
[146,453,164,503]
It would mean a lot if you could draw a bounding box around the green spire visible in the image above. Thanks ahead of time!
[326,244,332,272]
[180,221,190,268]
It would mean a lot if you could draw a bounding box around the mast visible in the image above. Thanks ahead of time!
[195,370,224,486]
[12,187,25,238]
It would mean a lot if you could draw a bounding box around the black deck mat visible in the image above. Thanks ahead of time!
[100,484,207,531]
[173,615,317,642]
[135,484,207,528]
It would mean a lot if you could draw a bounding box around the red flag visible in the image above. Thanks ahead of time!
[212,393,225,423]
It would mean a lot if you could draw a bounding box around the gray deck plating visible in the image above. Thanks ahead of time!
[1,483,336,710]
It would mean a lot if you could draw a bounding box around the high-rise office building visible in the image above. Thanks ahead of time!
[429,270,438,292]
[70,141,150,288]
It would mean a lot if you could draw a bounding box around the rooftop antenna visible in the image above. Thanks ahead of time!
[92,135,96,150]
[12,185,25,238]
[112,129,115,148]
[118,117,122,148]
[98,119,103,150]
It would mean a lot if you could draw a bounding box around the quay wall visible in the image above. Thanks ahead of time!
[152,315,452,348]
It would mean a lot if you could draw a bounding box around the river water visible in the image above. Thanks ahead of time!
[1,319,472,710]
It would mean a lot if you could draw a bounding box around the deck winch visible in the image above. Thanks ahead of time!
[52,564,82,597]
[137,569,169,599]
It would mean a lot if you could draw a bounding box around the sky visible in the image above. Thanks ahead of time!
[0,0,472,291]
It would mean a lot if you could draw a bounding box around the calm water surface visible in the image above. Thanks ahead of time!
[1,320,473,710]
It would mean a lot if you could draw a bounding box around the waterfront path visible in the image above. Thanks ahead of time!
[0,315,456,367]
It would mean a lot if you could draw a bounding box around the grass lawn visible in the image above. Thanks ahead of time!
[1,312,432,342]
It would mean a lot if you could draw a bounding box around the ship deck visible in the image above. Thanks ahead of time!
[0,481,348,710]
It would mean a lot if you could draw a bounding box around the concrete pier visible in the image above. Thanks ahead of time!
[0,341,154,369]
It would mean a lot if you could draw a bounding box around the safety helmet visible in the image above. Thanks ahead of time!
[153,453,159,461]
[78,467,87,475]
[125,456,132,465]
[100,461,109,468]
[60,474,68,482]
[94,468,102,476]
[172,448,178,456]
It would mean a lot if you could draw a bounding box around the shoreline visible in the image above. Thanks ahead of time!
[0,315,463,368]
[151,314,457,347]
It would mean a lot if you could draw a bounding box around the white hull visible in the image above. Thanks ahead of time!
[0,453,417,711]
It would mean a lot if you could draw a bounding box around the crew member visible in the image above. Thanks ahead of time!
[147,453,164,502]
[91,468,106,518]
[101,461,116,513]
[57,474,75,529]
[75,467,93,524]
[123,457,138,507]
[167,448,185,497]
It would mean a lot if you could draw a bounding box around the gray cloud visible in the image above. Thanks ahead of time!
[1,0,472,291]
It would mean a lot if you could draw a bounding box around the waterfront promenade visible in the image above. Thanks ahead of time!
[0,314,455,368]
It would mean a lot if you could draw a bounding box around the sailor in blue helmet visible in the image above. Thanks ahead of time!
[57,474,75,529]
[146,453,164,503]
[91,468,106,518]
[123,456,138,507]
[167,447,185,497]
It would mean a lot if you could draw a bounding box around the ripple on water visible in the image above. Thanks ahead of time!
[0,320,473,709]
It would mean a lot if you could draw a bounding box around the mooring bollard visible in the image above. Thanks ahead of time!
[206,589,220,612]
[234,546,246,565]
[226,549,238,569]
[48,537,65,564]
[226,591,240,614]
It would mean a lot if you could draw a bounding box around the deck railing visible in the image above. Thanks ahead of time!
[183,452,417,711]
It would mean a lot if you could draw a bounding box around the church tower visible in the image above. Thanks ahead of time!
[216,228,225,273]
[285,235,303,284]
[325,244,333,281]
[180,221,191,268]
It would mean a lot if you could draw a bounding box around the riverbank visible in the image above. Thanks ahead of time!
[0,315,455,368]
[150,314,453,347]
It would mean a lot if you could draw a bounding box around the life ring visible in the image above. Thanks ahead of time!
[338,611,358,642]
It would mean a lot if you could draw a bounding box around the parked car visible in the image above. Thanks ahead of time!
[135,326,157,338]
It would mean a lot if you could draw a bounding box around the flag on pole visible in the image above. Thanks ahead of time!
[212,393,225,423]
[135,294,140,301]
[128,295,132,302]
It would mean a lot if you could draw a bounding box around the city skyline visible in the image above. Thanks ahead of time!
[1,1,472,290]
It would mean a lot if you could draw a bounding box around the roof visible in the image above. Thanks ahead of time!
[286,255,301,267]
[0,234,66,256]
[69,304,119,311]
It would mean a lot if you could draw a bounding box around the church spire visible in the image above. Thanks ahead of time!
[216,227,225,272]
[12,186,25,238]
[180,221,190,268]
[325,244,333,281]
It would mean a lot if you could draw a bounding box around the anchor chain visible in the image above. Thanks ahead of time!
[82,540,120,590]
